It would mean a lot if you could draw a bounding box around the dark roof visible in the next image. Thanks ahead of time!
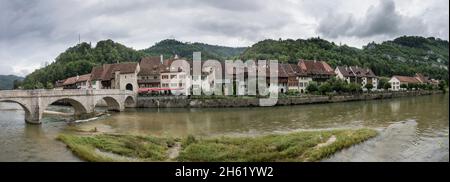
[415,73,429,83]
[138,57,166,76]
[281,63,306,77]
[336,66,377,78]
[91,62,138,81]
[298,60,335,76]
[393,76,421,83]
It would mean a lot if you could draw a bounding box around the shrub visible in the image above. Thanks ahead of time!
[365,83,374,91]
[383,82,391,90]
[400,84,408,90]
[318,82,333,94]
[306,82,319,93]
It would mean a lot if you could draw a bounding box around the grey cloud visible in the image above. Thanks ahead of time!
[0,0,448,76]
[317,0,427,38]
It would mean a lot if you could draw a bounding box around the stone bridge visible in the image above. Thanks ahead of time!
[0,89,136,124]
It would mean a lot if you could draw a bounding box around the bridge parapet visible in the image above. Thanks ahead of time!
[0,89,135,98]
[0,89,136,124]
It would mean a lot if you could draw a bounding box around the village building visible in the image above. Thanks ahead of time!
[54,73,91,90]
[90,62,140,93]
[388,73,435,91]
[137,56,165,89]
[280,63,311,93]
[335,66,378,90]
[159,59,191,95]
[388,75,421,91]
[297,60,335,83]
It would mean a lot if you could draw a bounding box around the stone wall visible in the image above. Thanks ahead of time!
[136,90,444,108]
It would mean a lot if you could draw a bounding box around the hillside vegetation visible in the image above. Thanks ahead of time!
[142,39,246,60]
[241,36,448,80]
[20,36,449,89]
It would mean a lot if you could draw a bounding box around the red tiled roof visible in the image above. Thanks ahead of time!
[62,74,91,86]
[393,76,421,84]
[415,73,429,83]
[91,62,138,81]
[138,57,166,76]
[298,60,335,76]
[336,66,377,78]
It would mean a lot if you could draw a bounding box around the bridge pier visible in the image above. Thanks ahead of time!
[24,97,43,124]
[25,113,43,124]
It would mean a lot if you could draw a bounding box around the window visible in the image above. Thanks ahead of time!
[170,83,177,87]
[154,76,158,79]
[299,83,303,87]
[171,75,177,79]
[162,75,169,79]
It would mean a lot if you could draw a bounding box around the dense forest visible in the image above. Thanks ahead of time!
[20,40,144,89]
[19,36,449,89]
[241,36,448,80]
[0,75,24,90]
[142,39,246,60]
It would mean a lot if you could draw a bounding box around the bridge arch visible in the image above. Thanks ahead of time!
[96,96,122,112]
[43,97,90,116]
[0,99,32,122]
[124,95,136,108]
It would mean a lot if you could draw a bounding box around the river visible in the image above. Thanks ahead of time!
[0,94,448,162]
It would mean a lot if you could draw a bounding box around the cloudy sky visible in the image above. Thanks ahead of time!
[0,0,448,76]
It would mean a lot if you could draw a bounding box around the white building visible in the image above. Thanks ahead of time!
[335,66,378,90]
[388,75,422,91]
[55,74,91,90]
[90,62,140,93]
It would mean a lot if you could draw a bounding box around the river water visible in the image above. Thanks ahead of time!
[0,94,448,162]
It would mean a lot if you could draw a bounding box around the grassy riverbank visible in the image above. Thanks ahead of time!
[57,128,377,162]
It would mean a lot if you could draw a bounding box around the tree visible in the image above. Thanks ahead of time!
[327,77,346,93]
[408,83,418,90]
[383,82,391,90]
[400,84,408,90]
[45,82,54,89]
[365,83,374,91]
[438,80,447,92]
[347,83,362,93]
[318,82,332,94]
[306,82,318,93]
[13,80,23,89]
[378,78,389,89]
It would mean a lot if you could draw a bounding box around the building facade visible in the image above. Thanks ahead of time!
[335,66,378,90]
[388,75,421,91]
[90,62,140,93]
[55,74,91,90]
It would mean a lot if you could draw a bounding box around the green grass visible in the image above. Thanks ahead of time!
[58,128,377,162]
[178,129,377,162]
[57,134,175,162]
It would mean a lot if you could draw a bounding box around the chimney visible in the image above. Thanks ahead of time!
[76,75,79,81]
[160,54,163,64]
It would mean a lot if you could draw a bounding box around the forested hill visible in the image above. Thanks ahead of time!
[20,36,448,89]
[0,75,24,90]
[142,39,246,60]
[240,36,449,80]
[20,39,246,89]
[21,40,144,89]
